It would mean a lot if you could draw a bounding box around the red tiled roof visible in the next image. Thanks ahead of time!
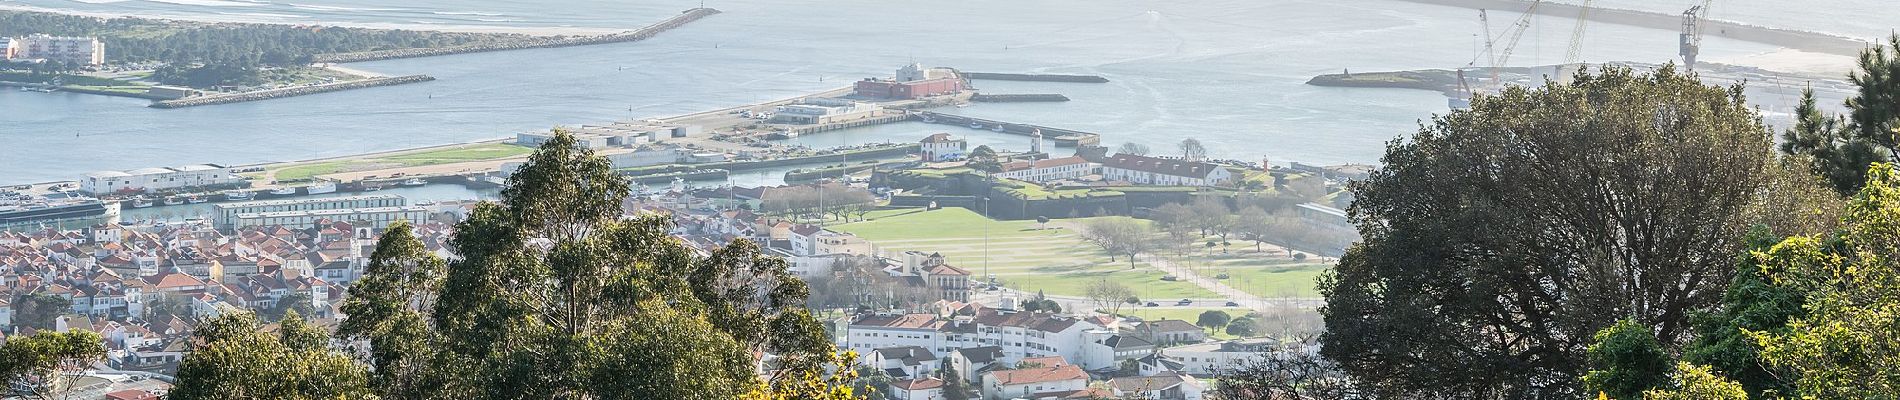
[852,313,942,330]
[1102,153,1220,178]
[989,364,1086,385]
[891,377,944,390]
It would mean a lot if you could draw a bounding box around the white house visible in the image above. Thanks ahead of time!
[949,346,1007,385]
[868,345,939,380]
[1099,154,1233,186]
[1080,330,1156,371]
[888,377,945,400]
[991,156,1094,183]
[981,363,1088,400]
[919,133,968,162]
[1153,338,1283,376]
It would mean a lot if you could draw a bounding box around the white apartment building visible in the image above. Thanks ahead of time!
[212,195,406,232]
[233,206,430,231]
[81,164,241,195]
[842,301,1120,372]
[773,98,880,124]
[8,34,104,65]
[1100,154,1233,186]
[991,156,1094,183]
[1151,338,1281,375]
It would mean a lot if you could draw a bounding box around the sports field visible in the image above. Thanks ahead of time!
[832,208,1218,299]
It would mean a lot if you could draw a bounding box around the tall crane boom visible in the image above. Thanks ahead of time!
[1564,0,1593,65]
[1680,0,1714,71]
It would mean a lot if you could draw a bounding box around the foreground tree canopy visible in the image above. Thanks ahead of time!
[1318,65,1833,398]
[163,131,861,400]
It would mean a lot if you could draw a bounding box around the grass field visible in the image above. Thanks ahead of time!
[1171,248,1331,298]
[833,208,1217,299]
[266,143,532,182]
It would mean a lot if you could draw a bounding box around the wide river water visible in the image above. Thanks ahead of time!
[1,0,1889,187]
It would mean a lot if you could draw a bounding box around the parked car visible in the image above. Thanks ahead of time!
[1144,302,1159,307]
[1176,299,1193,306]
[1225,301,1241,307]
[1160,275,1178,281]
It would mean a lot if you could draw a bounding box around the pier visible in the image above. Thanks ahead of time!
[911,111,1102,147]
[970,94,1070,103]
[151,75,436,109]
[313,8,723,63]
[960,72,1110,83]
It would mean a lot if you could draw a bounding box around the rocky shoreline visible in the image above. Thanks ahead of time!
[312,8,721,63]
[149,75,435,109]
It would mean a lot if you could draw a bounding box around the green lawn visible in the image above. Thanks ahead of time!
[834,208,1215,299]
[267,143,531,181]
[382,143,534,163]
[274,160,360,181]
[1211,263,1328,298]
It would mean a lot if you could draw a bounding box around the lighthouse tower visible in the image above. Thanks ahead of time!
[1030,129,1045,154]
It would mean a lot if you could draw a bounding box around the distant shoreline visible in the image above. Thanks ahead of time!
[0,4,626,36]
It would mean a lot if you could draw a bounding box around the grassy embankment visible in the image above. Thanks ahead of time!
[832,207,1218,299]
[263,143,534,182]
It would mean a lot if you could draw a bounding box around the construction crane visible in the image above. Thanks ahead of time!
[1680,0,1714,71]
[1559,0,1594,81]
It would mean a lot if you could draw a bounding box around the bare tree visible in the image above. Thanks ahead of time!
[1084,278,1136,316]
[1213,335,1368,400]
[1180,138,1208,162]
[1081,218,1156,268]
[1117,142,1151,156]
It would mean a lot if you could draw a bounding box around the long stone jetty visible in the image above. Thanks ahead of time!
[312,8,721,63]
[961,72,1109,83]
[150,75,435,109]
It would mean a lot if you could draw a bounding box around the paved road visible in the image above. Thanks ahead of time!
[1146,256,1324,313]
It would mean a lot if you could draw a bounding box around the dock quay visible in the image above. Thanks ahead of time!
[911,111,1101,147]
[960,72,1110,83]
[970,94,1069,103]
[313,8,722,63]
[780,113,912,136]
[151,75,436,109]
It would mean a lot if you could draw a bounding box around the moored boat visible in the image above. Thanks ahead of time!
[130,197,154,208]
[269,187,297,196]
[163,196,184,206]
[400,178,426,187]
[306,181,338,195]
[223,191,254,201]
[186,196,207,204]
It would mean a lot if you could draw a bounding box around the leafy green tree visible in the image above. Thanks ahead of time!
[1225,317,1260,337]
[967,145,1002,173]
[407,130,844,399]
[1196,310,1232,333]
[1751,164,1900,398]
[1319,66,1799,398]
[1780,88,1887,195]
[1780,35,1900,195]
[262,291,315,322]
[336,221,458,399]
[12,293,71,330]
[0,330,106,400]
[169,311,373,399]
[1846,35,1900,157]
[1682,228,1803,398]
[1643,363,1749,400]
[939,359,971,400]
[1581,319,1673,399]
